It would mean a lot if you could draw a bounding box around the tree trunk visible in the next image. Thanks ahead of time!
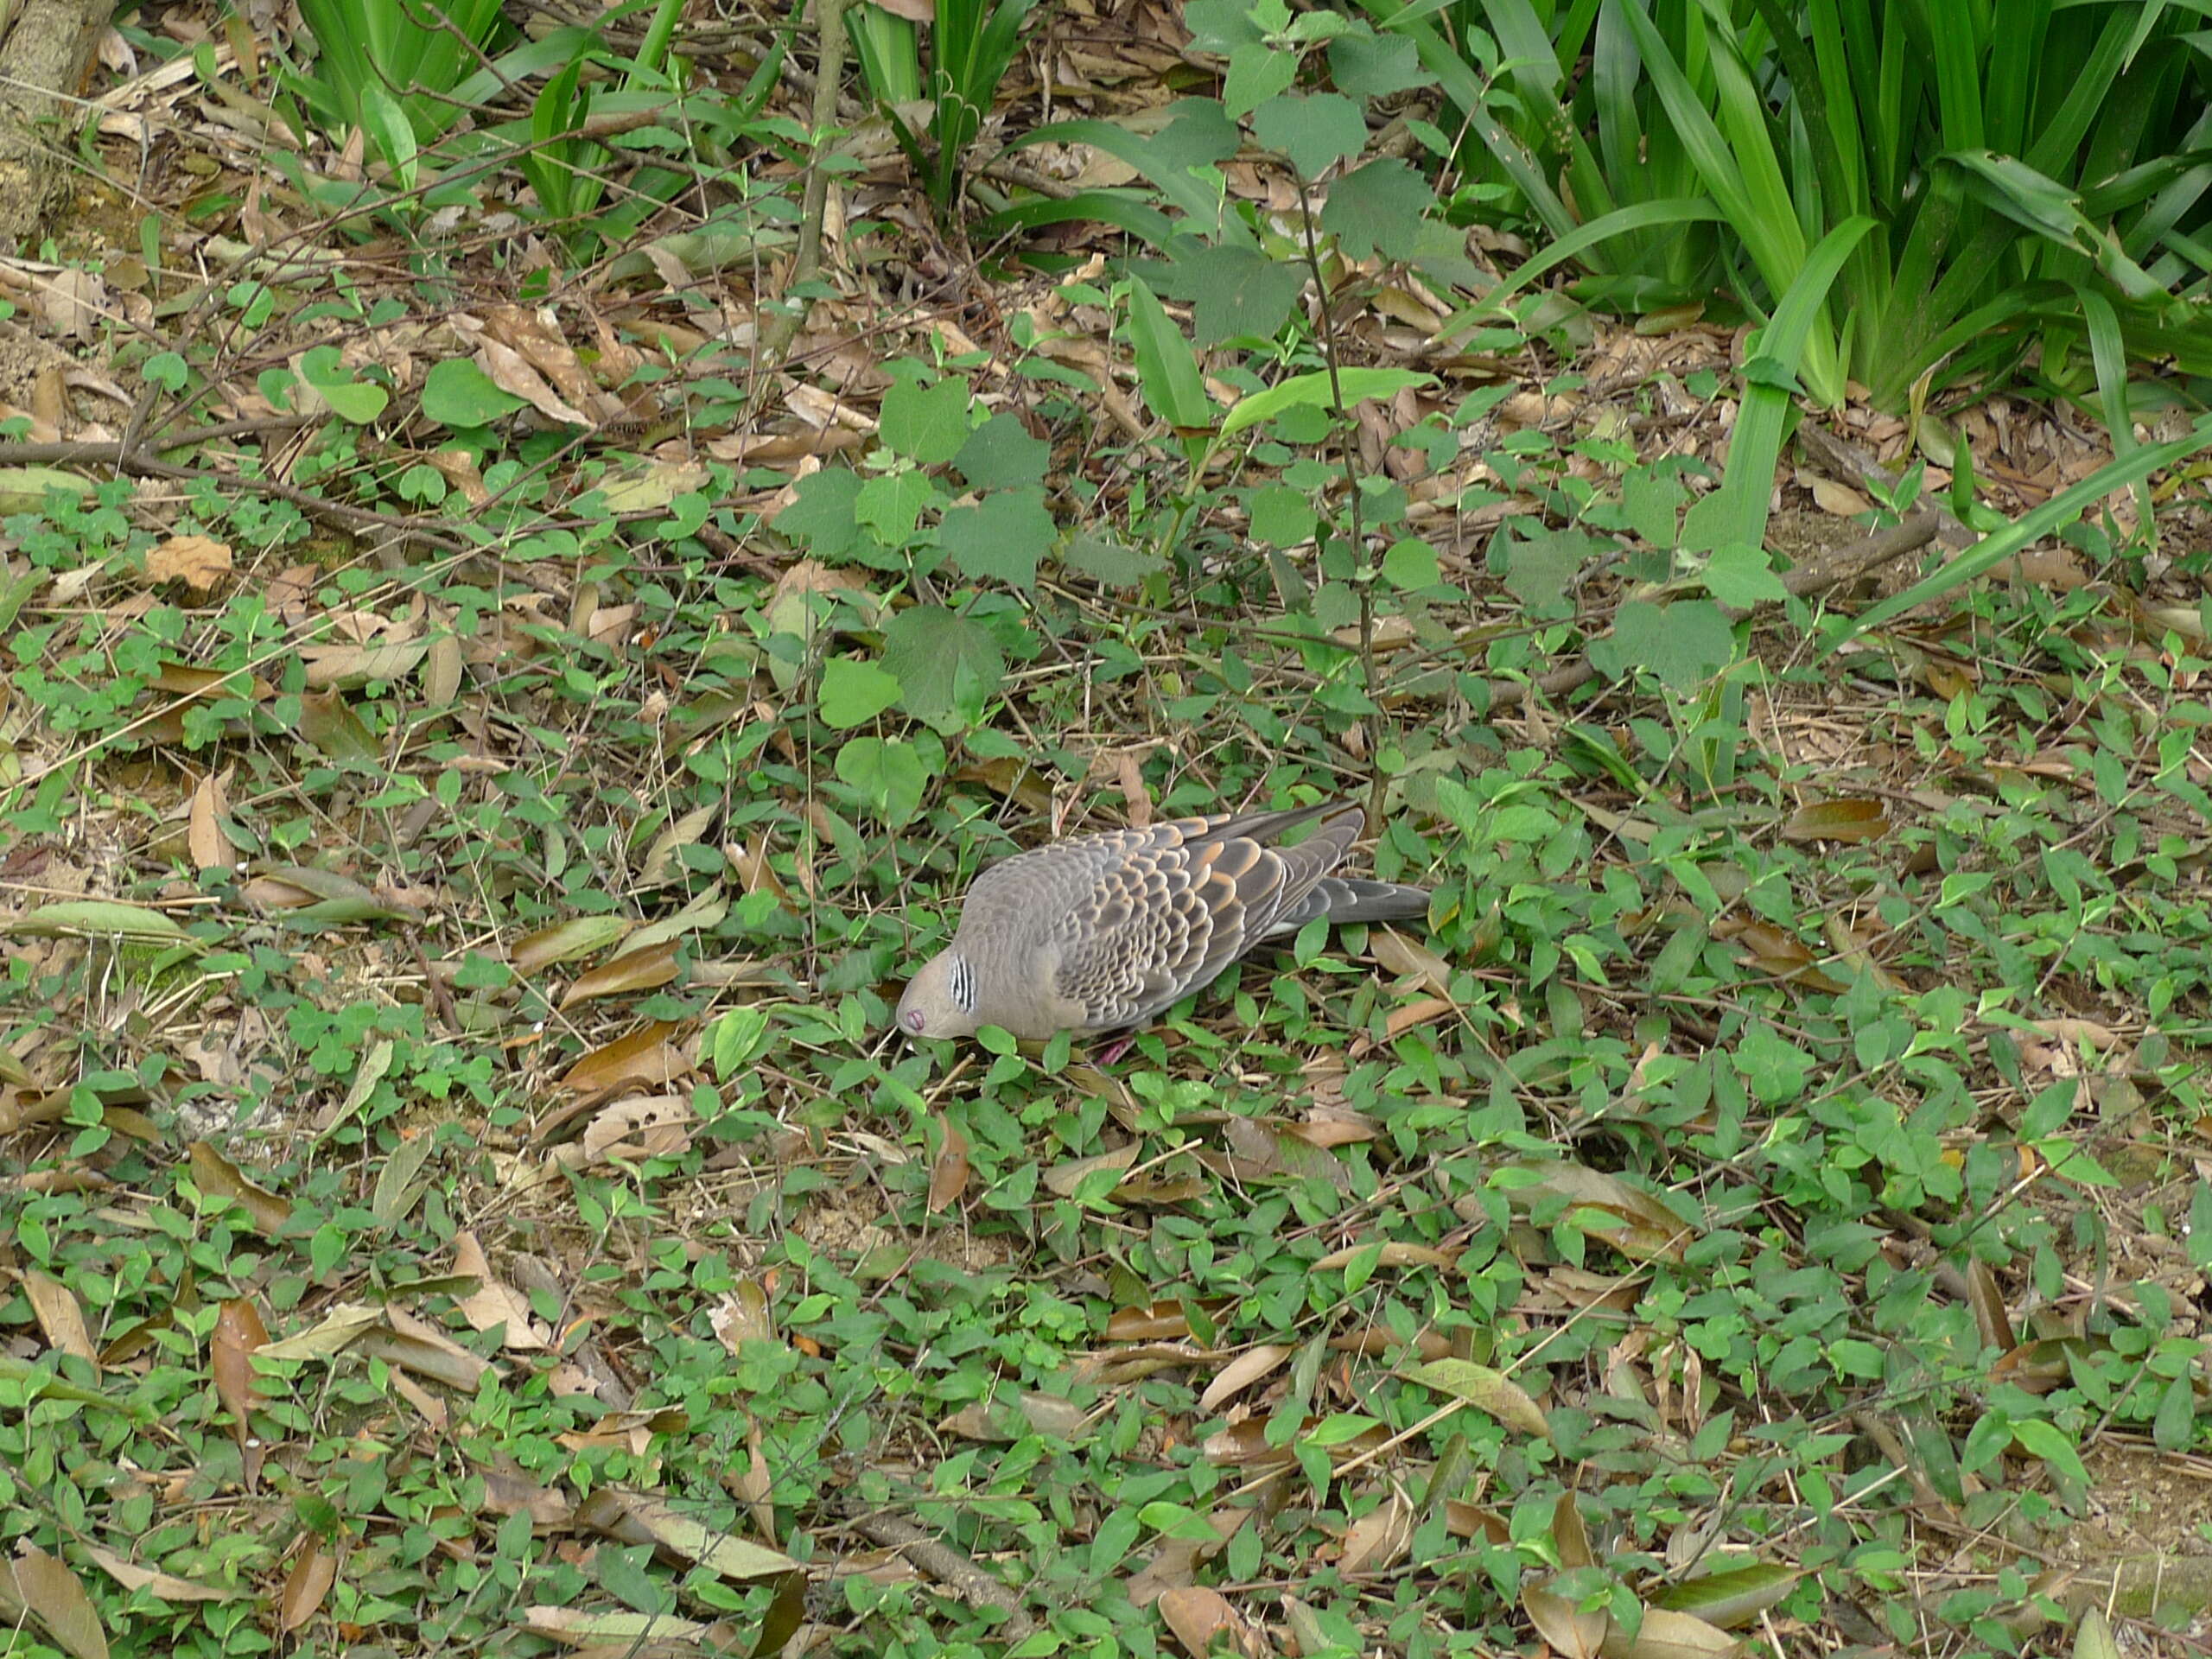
[0,0,109,245]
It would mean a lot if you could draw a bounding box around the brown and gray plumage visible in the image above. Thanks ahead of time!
[896,801,1430,1041]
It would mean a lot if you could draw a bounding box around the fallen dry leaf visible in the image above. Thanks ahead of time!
[212,1297,270,1487]
[144,533,232,594]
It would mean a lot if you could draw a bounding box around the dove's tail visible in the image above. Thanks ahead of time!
[1275,877,1432,933]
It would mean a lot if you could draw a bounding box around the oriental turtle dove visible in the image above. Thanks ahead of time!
[896,801,1429,1041]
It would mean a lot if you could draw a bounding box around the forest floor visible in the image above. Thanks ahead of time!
[3,5,2212,1658]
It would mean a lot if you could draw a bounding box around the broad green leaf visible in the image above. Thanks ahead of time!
[1223,41,1298,118]
[2006,1419,2088,1491]
[1329,31,1428,97]
[881,603,1007,728]
[776,469,863,558]
[835,735,928,826]
[880,376,973,466]
[299,344,390,424]
[421,358,528,428]
[940,487,1055,588]
[709,1007,772,1077]
[1306,1412,1382,1446]
[1621,468,1685,550]
[817,657,903,728]
[855,470,937,544]
[1700,543,1789,608]
[1589,598,1738,692]
[1497,524,1597,620]
[954,413,1049,490]
[1320,158,1433,261]
[1252,92,1366,179]
[1183,0,1262,54]
[1380,537,1437,589]
[2154,1371,2196,1452]
[1172,243,1308,345]
[1059,531,1166,588]
[1249,485,1316,547]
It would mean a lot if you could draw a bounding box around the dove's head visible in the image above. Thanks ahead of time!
[897,948,981,1039]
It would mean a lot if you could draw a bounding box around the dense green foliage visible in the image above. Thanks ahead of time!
[2,1,2210,1656]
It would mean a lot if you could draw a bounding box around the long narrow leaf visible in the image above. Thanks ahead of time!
[974,189,1176,248]
[1125,279,1215,436]
[1005,116,1251,246]
[2075,286,2152,537]
[848,3,923,104]
[2021,8,2135,175]
[1434,197,1726,341]
[1947,150,2166,301]
[1821,418,2212,652]
[1611,0,1801,283]
[1689,216,1875,556]
[1358,0,1585,242]
[1923,0,1985,152]
[1980,0,2049,159]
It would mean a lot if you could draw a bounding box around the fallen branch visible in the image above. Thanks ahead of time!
[841,1510,1037,1643]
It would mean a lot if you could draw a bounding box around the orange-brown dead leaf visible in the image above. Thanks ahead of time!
[1779,798,1891,844]
[452,1231,550,1351]
[559,938,681,1008]
[1158,1585,1254,1659]
[213,1297,270,1484]
[144,533,232,596]
[23,1268,97,1366]
[278,1537,337,1635]
[1338,1483,1414,1577]
[1198,1343,1293,1414]
[188,1141,293,1235]
[928,1112,971,1213]
[14,1545,111,1659]
[186,769,235,874]
[1107,1301,1197,1342]
[557,1021,693,1101]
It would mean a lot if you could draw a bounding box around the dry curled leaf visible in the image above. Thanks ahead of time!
[452,1231,550,1351]
[145,533,232,594]
[212,1297,270,1487]
[23,1269,97,1366]
[13,1546,111,1659]
[1158,1585,1256,1659]
[1198,1343,1292,1414]
[278,1537,335,1635]
[1339,1483,1414,1576]
[929,1112,971,1213]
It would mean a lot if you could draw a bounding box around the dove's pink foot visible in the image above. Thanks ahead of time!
[1095,1033,1137,1065]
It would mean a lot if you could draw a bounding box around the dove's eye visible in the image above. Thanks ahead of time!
[902,1008,926,1034]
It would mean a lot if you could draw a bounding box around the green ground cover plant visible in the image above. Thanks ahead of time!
[2,0,2211,1655]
